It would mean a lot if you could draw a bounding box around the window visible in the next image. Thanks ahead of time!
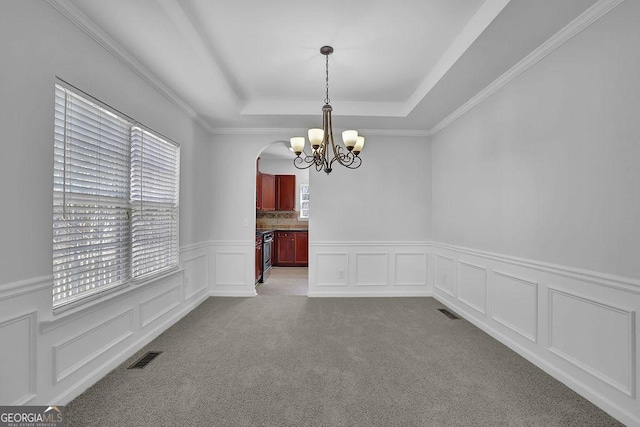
[130,127,180,280]
[300,184,309,218]
[52,83,179,309]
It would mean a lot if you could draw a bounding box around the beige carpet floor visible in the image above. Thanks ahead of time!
[64,292,621,426]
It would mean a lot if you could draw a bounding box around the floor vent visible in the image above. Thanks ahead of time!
[128,351,162,369]
[438,308,460,320]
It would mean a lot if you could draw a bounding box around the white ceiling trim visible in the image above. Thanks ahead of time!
[241,100,408,117]
[45,0,217,134]
[210,128,430,138]
[241,0,511,119]
[404,0,511,116]
[430,0,625,136]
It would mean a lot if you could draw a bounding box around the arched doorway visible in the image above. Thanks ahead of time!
[255,141,309,296]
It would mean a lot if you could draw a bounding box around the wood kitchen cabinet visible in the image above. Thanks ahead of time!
[276,175,296,211]
[274,231,308,266]
[256,171,262,209]
[256,166,295,212]
[295,231,308,264]
[255,235,262,284]
[260,173,275,211]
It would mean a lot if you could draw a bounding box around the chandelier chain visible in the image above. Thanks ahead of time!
[324,53,330,105]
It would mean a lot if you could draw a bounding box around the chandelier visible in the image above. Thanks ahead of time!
[290,46,364,174]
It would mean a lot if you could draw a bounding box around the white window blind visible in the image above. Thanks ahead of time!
[53,83,180,309]
[130,127,180,280]
[53,84,132,308]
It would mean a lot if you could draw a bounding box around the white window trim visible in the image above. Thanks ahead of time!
[52,80,180,311]
[299,183,309,219]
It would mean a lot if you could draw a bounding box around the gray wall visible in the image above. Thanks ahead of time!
[430,0,640,279]
[0,1,213,286]
[310,134,431,242]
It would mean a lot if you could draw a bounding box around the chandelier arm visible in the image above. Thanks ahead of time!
[331,150,362,169]
[293,155,319,170]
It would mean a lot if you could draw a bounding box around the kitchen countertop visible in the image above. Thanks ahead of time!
[256,228,308,236]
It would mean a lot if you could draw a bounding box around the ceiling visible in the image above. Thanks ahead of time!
[54,0,599,135]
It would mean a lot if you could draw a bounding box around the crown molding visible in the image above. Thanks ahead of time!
[405,0,511,115]
[45,0,217,134]
[429,0,625,136]
[209,128,307,136]
[210,127,431,138]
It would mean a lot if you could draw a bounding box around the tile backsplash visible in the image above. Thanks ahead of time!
[256,211,308,229]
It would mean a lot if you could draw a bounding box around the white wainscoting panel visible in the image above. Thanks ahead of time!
[394,253,428,286]
[435,255,455,296]
[0,243,210,407]
[0,312,37,404]
[548,288,636,397]
[457,260,487,314]
[209,242,256,296]
[309,243,430,296]
[355,253,388,286]
[431,241,640,426]
[183,253,209,300]
[53,310,133,383]
[139,285,181,328]
[316,253,349,287]
[215,252,247,286]
[492,271,538,343]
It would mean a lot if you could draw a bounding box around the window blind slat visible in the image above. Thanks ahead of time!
[53,83,180,308]
[130,127,179,280]
[53,84,132,308]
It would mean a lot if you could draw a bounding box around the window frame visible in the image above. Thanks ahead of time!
[52,80,180,311]
[299,184,309,219]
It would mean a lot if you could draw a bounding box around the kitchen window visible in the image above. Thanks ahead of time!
[52,82,180,310]
[300,184,309,218]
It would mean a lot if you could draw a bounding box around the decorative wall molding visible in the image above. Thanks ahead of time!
[0,275,52,302]
[51,292,209,405]
[308,290,432,298]
[180,241,211,254]
[430,242,640,294]
[0,312,38,405]
[183,253,209,300]
[209,289,257,297]
[315,252,349,287]
[311,241,429,248]
[430,0,626,135]
[209,240,254,247]
[355,253,388,286]
[548,288,636,398]
[434,255,455,297]
[394,252,428,287]
[430,240,640,426]
[209,127,430,138]
[457,260,487,315]
[310,244,430,294]
[41,268,184,334]
[214,252,248,286]
[53,310,133,384]
[492,270,538,343]
[139,285,182,328]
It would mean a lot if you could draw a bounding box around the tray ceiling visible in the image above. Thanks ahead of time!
[53,0,600,133]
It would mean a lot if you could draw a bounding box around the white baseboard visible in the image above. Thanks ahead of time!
[307,290,433,298]
[53,293,208,405]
